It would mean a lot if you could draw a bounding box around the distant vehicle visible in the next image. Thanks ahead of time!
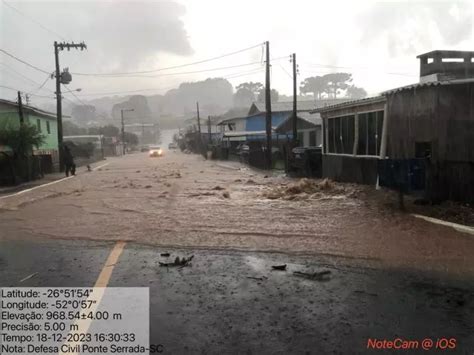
[168,142,178,149]
[140,145,150,152]
[149,146,163,157]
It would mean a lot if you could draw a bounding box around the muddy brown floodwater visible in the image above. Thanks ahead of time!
[1,151,473,278]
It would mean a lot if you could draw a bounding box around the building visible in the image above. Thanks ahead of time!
[315,50,474,203]
[417,50,474,83]
[274,112,322,147]
[0,98,59,172]
[218,101,322,144]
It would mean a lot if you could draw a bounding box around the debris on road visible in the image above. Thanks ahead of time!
[271,264,287,271]
[212,186,225,190]
[19,272,38,283]
[160,252,170,257]
[263,178,351,200]
[293,270,331,281]
[222,191,230,198]
[159,255,194,267]
[247,276,268,281]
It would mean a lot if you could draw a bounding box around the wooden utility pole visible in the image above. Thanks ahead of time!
[265,41,272,169]
[54,41,86,172]
[207,115,212,144]
[17,91,24,125]
[121,110,125,155]
[196,101,202,147]
[291,53,298,145]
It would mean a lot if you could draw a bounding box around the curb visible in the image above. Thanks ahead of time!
[412,214,474,236]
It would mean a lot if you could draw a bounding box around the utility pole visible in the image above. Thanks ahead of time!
[120,108,134,155]
[207,115,212,144]
[121,110,125,155]
[17,91,24,125]
[54,41,87,172]
[291,53,298,146]
[264,41,272,169]
[196,101,202,150]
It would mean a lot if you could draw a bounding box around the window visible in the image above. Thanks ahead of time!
[36,119,41,132]
[327,118,335,153]
[46,121,51,134]
[357,111,383,156]
[327,115,355,154]
[309,130,316,146]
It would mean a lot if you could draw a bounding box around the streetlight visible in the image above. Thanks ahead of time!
[121,108,134,155]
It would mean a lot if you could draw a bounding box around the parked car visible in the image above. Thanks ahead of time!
[168,142,178,149]
[149,146,163,157]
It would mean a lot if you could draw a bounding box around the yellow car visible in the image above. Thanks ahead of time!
[149,146,163,157]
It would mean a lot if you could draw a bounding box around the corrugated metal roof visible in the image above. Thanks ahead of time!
[250,100,318,113]
[382,78,474,95]
[311,96,386,113]
[223,130,269,137]
[216,116,247,125]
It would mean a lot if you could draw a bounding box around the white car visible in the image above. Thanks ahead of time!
[149,146,163,157]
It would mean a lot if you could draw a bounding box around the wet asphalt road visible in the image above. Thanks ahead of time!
[0,237,473,354]
[0,151,474,354]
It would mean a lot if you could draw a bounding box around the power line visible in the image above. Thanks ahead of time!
[73,67,265,98]
[224,68,265,80]
[70,61,264,79]
[2,0,67,40]
[302,63,417,77]
[62,84,88,106]
[0,85,54,98]
[0,48,52,74]
[70,42,265,76]
[28,73,53,96]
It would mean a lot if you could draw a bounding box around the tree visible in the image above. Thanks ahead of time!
[233,88,255,108]
[346,85,368,99]
[257,88,279,103]
[323,73,353,98]
[235,82,263,96]
[300,76,327,100]
[0,124,44,159]
[0,124,45,183]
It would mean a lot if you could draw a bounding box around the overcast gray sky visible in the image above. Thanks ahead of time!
[1,0,473,106]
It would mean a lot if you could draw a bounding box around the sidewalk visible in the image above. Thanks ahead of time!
[0,160,107,196]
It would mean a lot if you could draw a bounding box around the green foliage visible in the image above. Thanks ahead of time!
[300,73,364,99]
[235,82,263,95]
[0,124,45,158]
[300,76,328,99]
[324,73,352,98]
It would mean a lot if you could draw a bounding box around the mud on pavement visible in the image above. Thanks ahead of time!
[1,152,474,353]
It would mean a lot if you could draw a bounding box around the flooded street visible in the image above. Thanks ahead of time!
[1,152,474,353]
[1,150,473,276]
